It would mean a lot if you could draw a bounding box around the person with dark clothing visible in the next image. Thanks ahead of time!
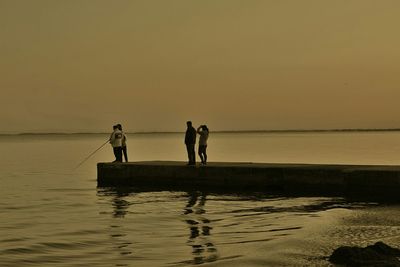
[117,124,128,162]
[185,121,197,165]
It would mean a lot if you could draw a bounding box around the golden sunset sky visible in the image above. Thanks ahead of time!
[1,0,400,132]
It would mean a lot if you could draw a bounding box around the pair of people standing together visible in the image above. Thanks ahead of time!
[109,124,128,162]
[185,121,209,165]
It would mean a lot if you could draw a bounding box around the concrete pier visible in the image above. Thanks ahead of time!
[97,161,400,196]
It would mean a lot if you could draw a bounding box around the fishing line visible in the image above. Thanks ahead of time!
[74,139,109,169]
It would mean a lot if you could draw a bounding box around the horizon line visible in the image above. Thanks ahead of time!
[2,128,400,135]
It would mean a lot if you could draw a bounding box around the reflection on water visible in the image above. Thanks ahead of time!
[183,192,218,265]
[94,187,387,267]
[106,189,135,266]
[111,189,132,218]
[0,184,396,267]
[105,188,220,265]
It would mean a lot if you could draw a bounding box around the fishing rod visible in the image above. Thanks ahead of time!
[74,139,109,169]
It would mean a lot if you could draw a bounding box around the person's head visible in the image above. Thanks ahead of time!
[202,125,209,131]
[117,124,122,130]
[113,125,118,130]
[186,121,192,127]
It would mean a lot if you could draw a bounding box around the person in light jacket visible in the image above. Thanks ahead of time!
[197,125,209,165]
[109,125,123,162]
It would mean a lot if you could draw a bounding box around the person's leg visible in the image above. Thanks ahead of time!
[203,145,207,164]
[198,146,204,163]
[186,145,191,164]
[116,147,123,162]
[189,144,196,164]
[113,147,118,162]
[192,145,196,164]
[122,146,128,162]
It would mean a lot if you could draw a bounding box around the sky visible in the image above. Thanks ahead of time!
[1,0,400,133]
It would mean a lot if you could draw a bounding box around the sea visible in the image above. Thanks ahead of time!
[1,131,400,267]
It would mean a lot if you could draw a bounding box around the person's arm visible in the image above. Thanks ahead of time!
[197,126,202,134]
[192,127,197,141]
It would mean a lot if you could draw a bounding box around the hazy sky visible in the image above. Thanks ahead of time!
[1,0,400,133]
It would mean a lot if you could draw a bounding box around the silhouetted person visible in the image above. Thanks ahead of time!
[197,125,209,165]
[185,121,197,165]
[117,124,128,162]
[109,124,123,162]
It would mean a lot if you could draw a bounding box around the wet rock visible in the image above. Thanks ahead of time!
[329,242,400,267]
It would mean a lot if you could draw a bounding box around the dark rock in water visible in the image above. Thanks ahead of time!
[329,242,400,266]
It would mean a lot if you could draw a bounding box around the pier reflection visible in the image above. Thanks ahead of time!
[184,191,218,264]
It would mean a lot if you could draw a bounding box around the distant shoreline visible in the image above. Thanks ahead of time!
[2,128,400,136]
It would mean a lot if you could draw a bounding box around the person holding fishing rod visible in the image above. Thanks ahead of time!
[74,124,126,169]
[110,124,123,162]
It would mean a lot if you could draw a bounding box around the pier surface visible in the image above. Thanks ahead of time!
[97,161,400,196]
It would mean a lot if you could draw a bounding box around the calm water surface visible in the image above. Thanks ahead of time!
[1,132,400,266]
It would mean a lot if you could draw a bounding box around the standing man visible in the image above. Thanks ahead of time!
[110,124,123,162]
[117,124,128,162]
[185,121,197,165]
